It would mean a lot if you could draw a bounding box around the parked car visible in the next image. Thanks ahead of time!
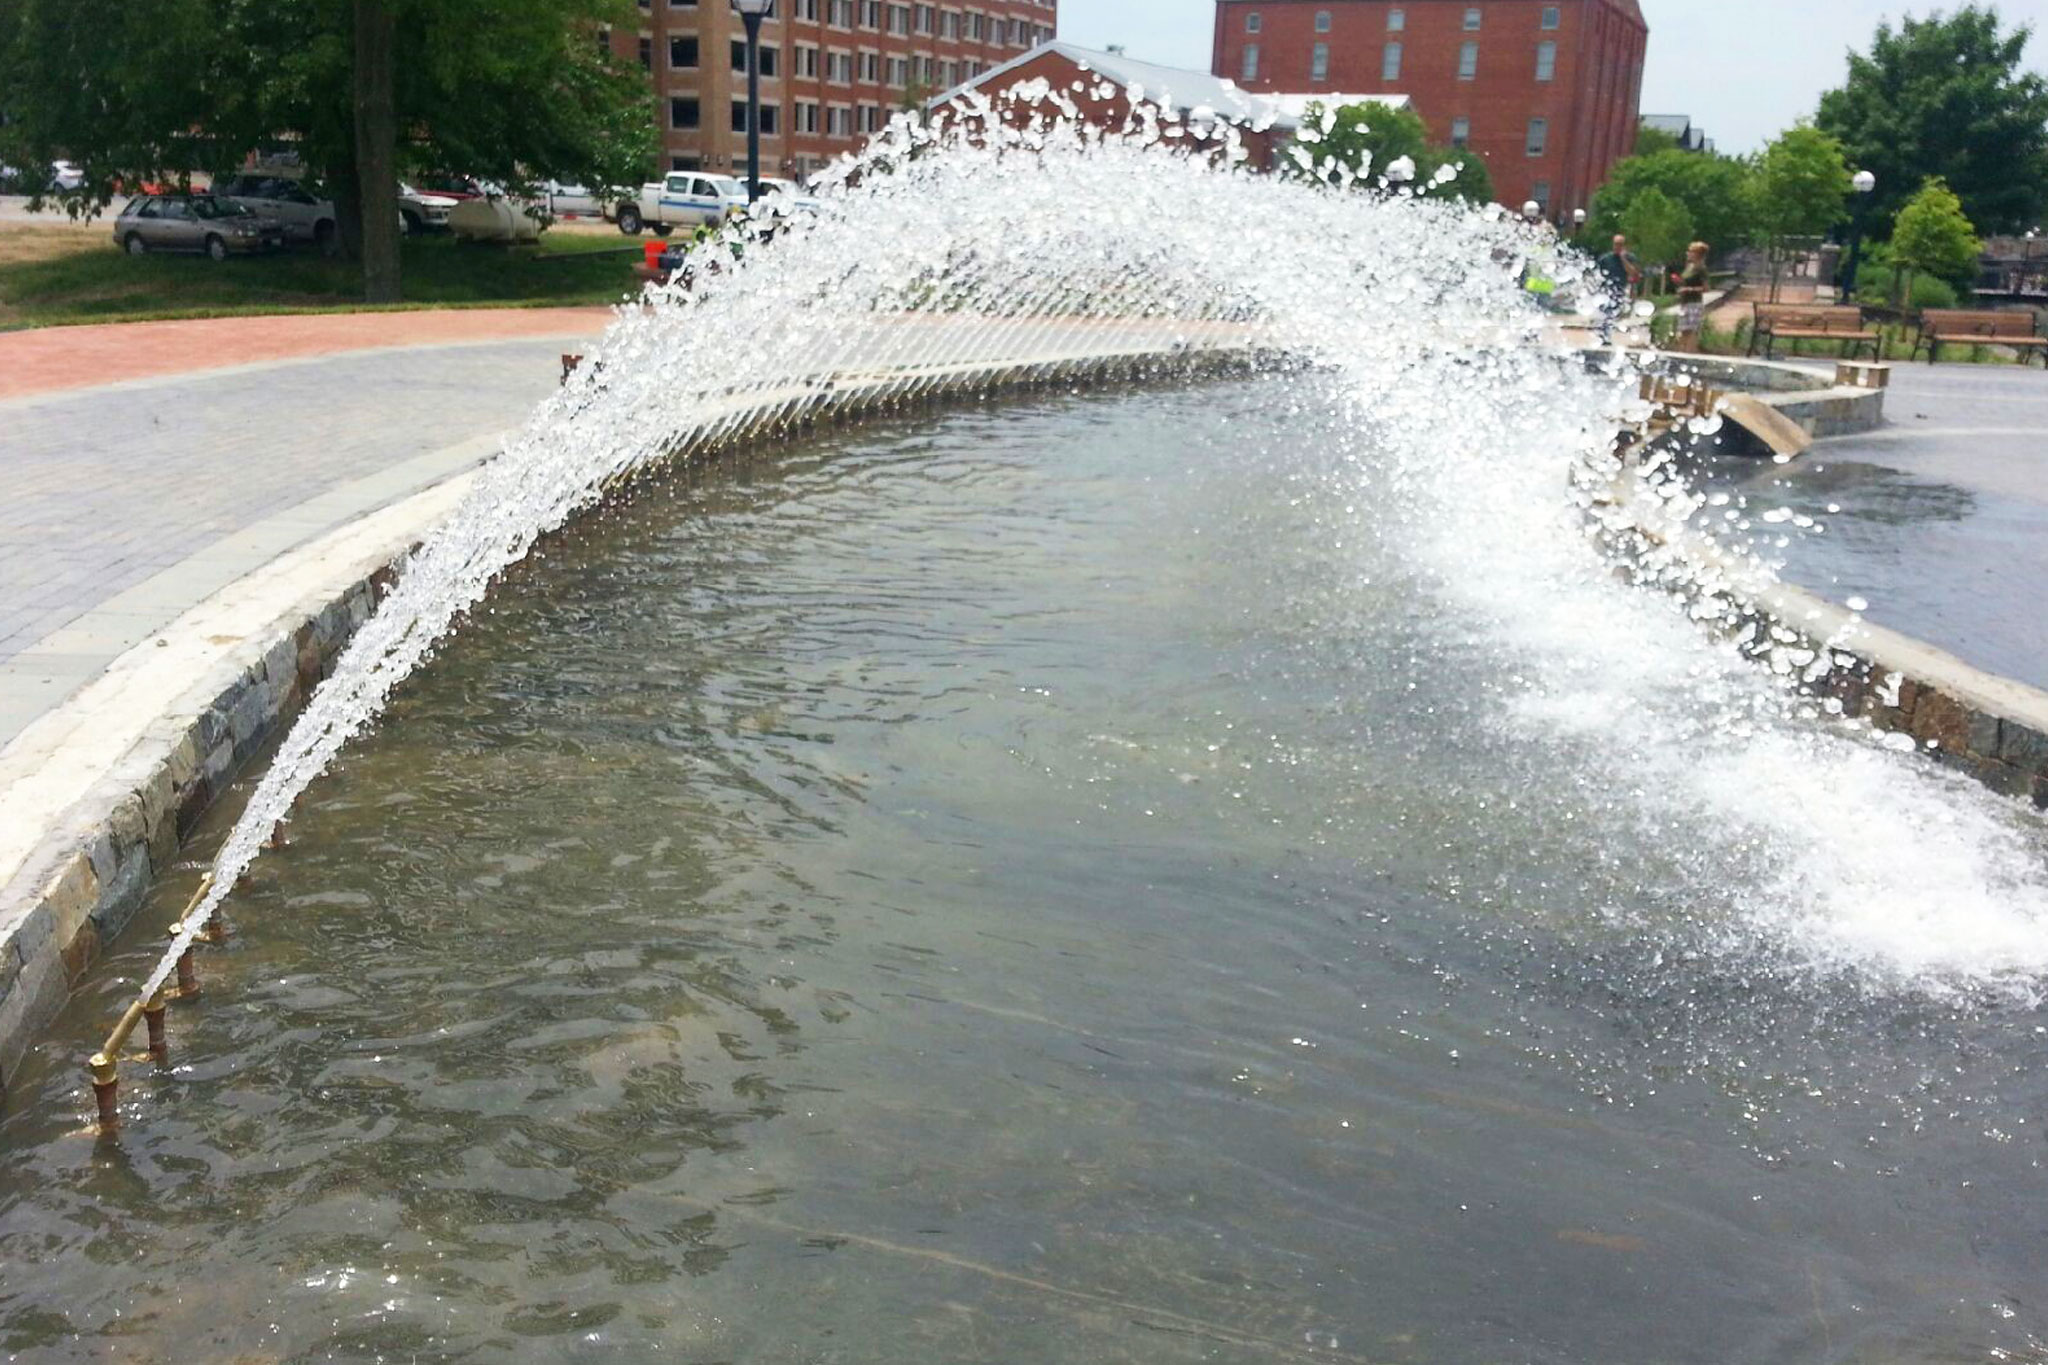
[614,172,747,236]
[112,194,286,259]
[50,160,85,191]
[213,174,337,250]
[448,196,544,243]
[398,182,460,234]
[755,177,822,213]
[417,174,490,202]
[542,181,610,220]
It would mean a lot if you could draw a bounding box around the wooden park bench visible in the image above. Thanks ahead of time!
[1909,309,2048,366]
[1747,303,1884,360]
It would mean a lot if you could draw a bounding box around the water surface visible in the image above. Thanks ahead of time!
[4,382,2047,1364]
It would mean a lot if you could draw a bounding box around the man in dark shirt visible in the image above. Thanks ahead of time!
[1595,234,1639,341]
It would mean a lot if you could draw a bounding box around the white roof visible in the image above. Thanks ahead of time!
[932,41,1409,134]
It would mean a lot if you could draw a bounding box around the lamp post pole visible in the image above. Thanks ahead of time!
[1840,169,1876,301]
[736,0,771,203]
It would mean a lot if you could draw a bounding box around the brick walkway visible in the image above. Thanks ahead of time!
[0,306,610,400]
[0,309,608,741]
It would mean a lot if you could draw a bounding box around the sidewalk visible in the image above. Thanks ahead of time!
[1729,363,2048,690]
[0,306,611,400]
[0,309,609,742]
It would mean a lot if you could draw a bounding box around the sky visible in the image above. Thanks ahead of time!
[1058,0,2048,152]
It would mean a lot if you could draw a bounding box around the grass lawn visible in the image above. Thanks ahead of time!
[0,223,643,330]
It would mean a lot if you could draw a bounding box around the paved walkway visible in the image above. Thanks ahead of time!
[1732,363,2048,689]
[0,309,608,743]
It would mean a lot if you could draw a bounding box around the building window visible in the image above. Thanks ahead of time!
[1450,116,1469,148]
[1381,41,1401,80]
[594,25,610,57]
[1541,5,1560,29]
[1315,10,1331,32]
[796,100,820,133]
[827,49,853,82]
[671,156,701,173]
[792,0,820,18]
[670,35,699,67]
[1458,41,1478,79]
[828,0,853,25]
[887,3,909,35]
[1245,11,1260,33]
[1311,41,1329,81]
[860,103,883,132]
[794,43,818,77]
[941,8,959,38]
[670,96,701,129]
[731,40,779,76]
[860,0,881,28]
[914,3,933,34]
[638,36,652,69]
[733,100,780,134]
[1531,180,1551,209]
[1387,7,1404,30]
[1241,43,1259,81]
[1535,41,1555,81]
[1464,7,1482,30]
[827,104,852,135]
[1526,117,1548,155]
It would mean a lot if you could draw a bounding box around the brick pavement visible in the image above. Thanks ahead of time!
[0,313,607,742]
[0,306,610,400]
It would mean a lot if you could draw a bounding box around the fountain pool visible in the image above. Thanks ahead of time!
[4,378,2048,1363]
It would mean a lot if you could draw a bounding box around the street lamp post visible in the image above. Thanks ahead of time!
[1840,168,1876,301]
[734,0,772,203]
[1385,155,1416,193]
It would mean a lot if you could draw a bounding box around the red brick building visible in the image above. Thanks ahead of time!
[1210,0,1646,219]
[605,0,1058,182]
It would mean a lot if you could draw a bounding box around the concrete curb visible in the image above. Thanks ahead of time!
[1612,483,2048,811]
[0,337,1257,1101]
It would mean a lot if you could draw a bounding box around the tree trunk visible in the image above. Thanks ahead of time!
[352,0,401,304]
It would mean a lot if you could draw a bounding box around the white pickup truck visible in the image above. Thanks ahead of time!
[613,172,748,236]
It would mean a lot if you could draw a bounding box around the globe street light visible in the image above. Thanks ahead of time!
[734,0,773,203]
[1840,168,1877,300]
[1385,155,1416,191]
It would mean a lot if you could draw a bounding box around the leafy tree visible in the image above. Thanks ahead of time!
[1890,177,1983,301]
[1619,186,1693,290]
[1285,102,1493,204]
[1816,3,2048,234]
[0,0,655,301]
[1748,122,1850,300]
[1634,122,1683,156]
[1585,149,1754,255]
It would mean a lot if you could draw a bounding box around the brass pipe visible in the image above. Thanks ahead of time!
[87,873,217,1132]
[143,988,168,1063]
[86,998,146,1133]
[169,923,200,999]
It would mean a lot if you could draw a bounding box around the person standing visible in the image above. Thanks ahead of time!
[1676,240,1710,353]
[1595,234,1640,341]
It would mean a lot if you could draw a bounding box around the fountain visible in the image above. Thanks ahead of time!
[4,95,2048,1363]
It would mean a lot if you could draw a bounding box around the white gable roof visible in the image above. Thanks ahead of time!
[931,40,1409,134]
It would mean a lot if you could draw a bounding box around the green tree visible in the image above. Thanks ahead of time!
[1816,4,2048,234]
[0,0,655,301]
[1619,186,1694,290]
[1749,123,1850,300]
[1585,149,1754,255]
[1634,122,1683,156]
[1889,177,1983,302]
[1285,102,1493,204]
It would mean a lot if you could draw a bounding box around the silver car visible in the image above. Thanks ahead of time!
[212,174,337,249]
[112,194,286,260]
